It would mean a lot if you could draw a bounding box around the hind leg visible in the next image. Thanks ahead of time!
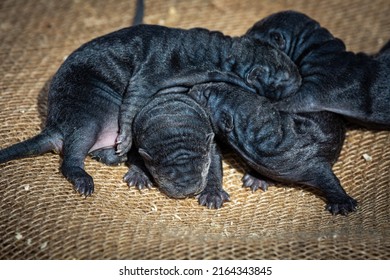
[299,163,357,215]
[248,162,357,215]
[61,127,99,196]
[242,170,276,192]
[90,147,127,166]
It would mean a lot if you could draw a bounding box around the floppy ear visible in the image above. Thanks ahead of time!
[138,148,153,162]
[219,110,234,133]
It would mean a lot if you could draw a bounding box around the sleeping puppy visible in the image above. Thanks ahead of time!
[110,25,301,156]
[189,83,355,215]
[0,24,301,196]
[246,10,390,129]
[128,92,229,208]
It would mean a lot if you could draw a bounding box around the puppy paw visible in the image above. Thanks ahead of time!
[73,174,94,197]
[90,148,127,166]
[198,188,230,209]
[325,197,358,215]
[116,132,132,157]
[62,166,94,196]
[124,167,153,190]
[242,173,269,192]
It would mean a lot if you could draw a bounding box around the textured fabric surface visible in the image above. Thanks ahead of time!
[0,0,389,259]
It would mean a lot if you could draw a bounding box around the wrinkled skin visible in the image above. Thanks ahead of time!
[129,93,229,208]
[246,10,390,130]
[189,83,356,215]
[0,24,301,196]
[111,25,300,155]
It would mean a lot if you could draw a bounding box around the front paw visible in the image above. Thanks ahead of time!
[63,166,94,196]
[116,132,132,157]
[198,188,230,209]
[123,167,153,190]
[73,174,94,196]
[325,197,358,215]
[90,148,128,166]
[242,173,269,192]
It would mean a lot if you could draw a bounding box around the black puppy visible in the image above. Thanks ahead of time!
[109,25,300,155]
[189,83,355,215]
[246,10,390,129]
[127,92,229,208]
[0,24,301,196]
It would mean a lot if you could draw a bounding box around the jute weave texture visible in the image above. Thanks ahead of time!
[0,0,389,259]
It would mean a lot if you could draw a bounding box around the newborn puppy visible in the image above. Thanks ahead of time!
[189,83,356,215]
[0,24,301,195]
[246,10,390,129]
[127,92,229,208]
[109,25,301,155]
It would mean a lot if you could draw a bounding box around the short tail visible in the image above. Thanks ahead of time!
[132,0,144,26]
[0,129,61,164]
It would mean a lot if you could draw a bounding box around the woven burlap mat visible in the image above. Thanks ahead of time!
[0,0,389,259]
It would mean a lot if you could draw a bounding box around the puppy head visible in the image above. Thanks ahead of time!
[242,39,302,100]
[245,10,320,60]
[138,133,214,199]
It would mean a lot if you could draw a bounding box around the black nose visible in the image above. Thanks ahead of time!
[246,65,269,85]
[275,67,302,99]
[246,65,301,100]
[270,68,301,100]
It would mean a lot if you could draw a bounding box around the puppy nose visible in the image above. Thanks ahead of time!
[247,65,293,89]
[272,68,301,99]
[247,65,301,100]
[246,65,270,85]
[275,69,291,83]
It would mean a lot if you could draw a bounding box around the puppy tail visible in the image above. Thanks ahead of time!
[132,0,144,26]
[0,128,62,164]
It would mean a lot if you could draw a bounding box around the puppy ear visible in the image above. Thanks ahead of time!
[138,148,153,162]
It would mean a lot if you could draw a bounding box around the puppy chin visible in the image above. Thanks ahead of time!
[159,182,205,199]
